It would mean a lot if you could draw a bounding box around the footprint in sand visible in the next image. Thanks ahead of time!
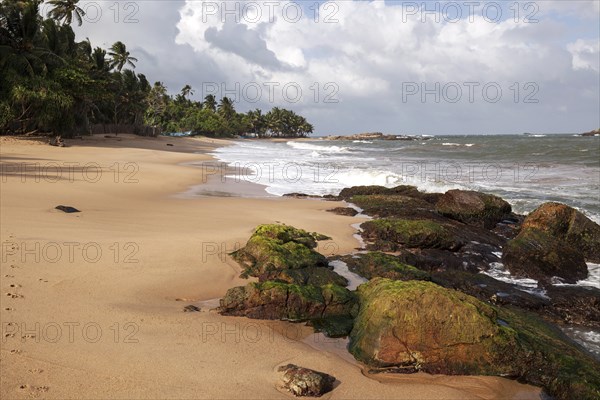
[28,369,43,374]
[38,279,48,283]
[10,264,19,269]
[10,349,22,355]
[4,333,15,338]
[5,293,23,299]
[9,284,21,288]
[5,275,14,278]
[22,334,36,340]
[5,307,14,311]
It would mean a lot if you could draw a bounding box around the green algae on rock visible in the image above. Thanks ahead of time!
[349,278,600,400]
[338,252,430,281]
[502,228,588,284]
[219,281,358,337]
[521,202,600,263]
[361,218,461,251]
[231,224,331,278]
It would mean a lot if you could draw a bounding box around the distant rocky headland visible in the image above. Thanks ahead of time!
[581,128,600,137]
[325,132,431,141]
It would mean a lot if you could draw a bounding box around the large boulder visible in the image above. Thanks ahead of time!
[349,278,600,400]
[349,279,516,374]
[231,224,330,278]
[521,202,600,262]
[219,282,357,336]
[361,218,462,251]
[278,364,336,397]
[502,229,588,284]
[436,189,511,229]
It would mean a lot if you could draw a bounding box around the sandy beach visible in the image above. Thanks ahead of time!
[0,134,542,399]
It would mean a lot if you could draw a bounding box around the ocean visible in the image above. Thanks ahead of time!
[209,133,600,357]
[212,134,600,223]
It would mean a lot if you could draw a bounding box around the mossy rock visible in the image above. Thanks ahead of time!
[219,281,358,336]
[436,189,511,229]
[231,224,330,278]
[522,202,600,262]
[338,185,441,204]
[349,278,600,400]
[349,194,440,219]
[339,252,430,281]
[502,228,587,284]
[361,218,461,251]
[263,267,348,287]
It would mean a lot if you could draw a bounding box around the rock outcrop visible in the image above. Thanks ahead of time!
[219,281,357,337]
[435,189,511,229]
[349,278,600,400]
[502,202,600,283]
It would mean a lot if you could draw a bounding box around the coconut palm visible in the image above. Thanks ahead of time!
[108,41,137,72]
[47,0,85,26]
[203,94,217,112]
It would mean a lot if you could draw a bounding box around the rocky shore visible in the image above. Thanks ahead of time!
[218,185,600,399]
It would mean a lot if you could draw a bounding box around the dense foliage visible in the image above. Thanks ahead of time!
[0,0,313,138]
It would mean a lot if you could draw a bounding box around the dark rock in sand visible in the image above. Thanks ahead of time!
[183,305,200,312]
[219,281,357,336]
[326,207,358,217]
[436,189,512,229]
[503,228,588,284]
[521,202,600,263]
[231,224,330,279]
[55,205,80,213]
[278,364,336,397]
[337,252,429,281]
[349,278,600,400]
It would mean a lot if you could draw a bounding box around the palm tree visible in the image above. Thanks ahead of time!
[217,96,235,119]
[108,41,137,72]
[0,0,63,77]
[47,0,85,26]
[203,94,217,112]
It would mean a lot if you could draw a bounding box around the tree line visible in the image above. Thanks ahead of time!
[0,0,314,138]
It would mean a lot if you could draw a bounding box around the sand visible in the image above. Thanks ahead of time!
[0,134,542,399]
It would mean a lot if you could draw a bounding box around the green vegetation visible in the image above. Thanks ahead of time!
[0,0,313,137]
[231,224,330,278]
[339,251,429,281]
[361,218,459,250]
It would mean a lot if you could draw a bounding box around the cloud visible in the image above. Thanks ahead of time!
[75,0,599,134]
[568,39,600,72]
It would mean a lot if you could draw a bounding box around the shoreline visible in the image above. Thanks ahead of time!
[0,134,542,399]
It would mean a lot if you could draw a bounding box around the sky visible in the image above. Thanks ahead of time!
[71,0,600,136]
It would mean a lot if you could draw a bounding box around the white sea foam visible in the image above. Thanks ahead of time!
[352,140,373,144]
[286,141,350,153]
[561,326,600,358]
[553,263,600,289]
[482,262,548,298]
